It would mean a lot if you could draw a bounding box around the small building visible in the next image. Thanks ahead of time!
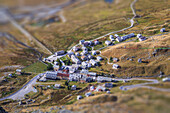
[53,65,60,71]
[112,64,120,69]
[137,34,142,38]
[96,56,103,62]
[90,86,95,91]
[116,37,122,42]
[97,76,112,82]
[113,58,119,62]
[77,95,83,100]
[75,52,80,56]
[109,35,115,41]
[87,63,92,68]
[87,41,93,46]
[104,83,113,88]
[68,52,75,58]
[94,40,99,45]
[71,55,81,64]
[138,58,142,63]
[90,59,98,66]
[92,50,97,55]
[81,55,88,61]
[105,40,111,46]
[73,46,79,52]
[88,72,97,77]
[162,77,170,82]
[81,51,88,56]
[83,41,89,47]
[114,34,119,38]
[71,85,77,90]
[88,55,93,59]
[160,28,166,32]
[95,85,106,92]
[79,40,85,45]
[107,91,111,94]
[139,37,146,41]
[82,46,88,52]
[82,62,88,69]
[54,84,61,88]
[16,69,22,75]
[54,61,59,65]
[45,71,58,80]
[55,50,65,56]
[85,92,92,97]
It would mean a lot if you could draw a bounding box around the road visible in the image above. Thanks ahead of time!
[117,78,170,92]
[0,73,44,101]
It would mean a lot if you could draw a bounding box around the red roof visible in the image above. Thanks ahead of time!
[57,73,69,77]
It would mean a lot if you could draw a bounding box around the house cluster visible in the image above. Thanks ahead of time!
[115,33,135,42]
[77,82,114,100]
[38,68,115,84]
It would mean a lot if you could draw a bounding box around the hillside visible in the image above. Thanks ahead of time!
[101,34,170,77]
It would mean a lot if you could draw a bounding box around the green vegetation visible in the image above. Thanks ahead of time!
[22,61,47,73]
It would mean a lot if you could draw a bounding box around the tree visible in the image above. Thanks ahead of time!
[110,57,113,61]
[65,80,69,86]
[56,59,62,67]
[47,63,53,70]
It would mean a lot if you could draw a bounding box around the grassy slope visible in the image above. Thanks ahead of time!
[100,0,170,77]
[25,0,133,52]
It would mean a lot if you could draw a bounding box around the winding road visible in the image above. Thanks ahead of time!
[117,78,170,92]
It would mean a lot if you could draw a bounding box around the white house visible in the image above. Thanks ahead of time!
[79,40,85,45]
[71,55,81,64]
[92,50,97,55]
[96,56,103,61]
[112,64,120,69]
[81,55,88,61]
[81,51,88,56]
[45,71,58,80]
[90,59,98,66]
[75,52,80,56]
[71,85,77,90]
[95,85,106,92]
[94,40,99,45]
[82,62,88,69]
[104,83,113,88]
[137,34,142,38]
[73,46,79,52]
[16,69,21,75]
[162,77,170,82]
[160,28,166,32]
[105,40,111,46]
[55,50,65,56]
[109,35,115,41]
[85,92,92,97]
[88,41,93,46]
[82,46,88,52]
[77,95,83,100]
[54,84,61,88]
[90,86,95,91]
[114,34,119,38]
[88,55,93,59]
[139,37,146,41]
[97,76,112,82]
[116,37,122,42]
[87,63,92,68]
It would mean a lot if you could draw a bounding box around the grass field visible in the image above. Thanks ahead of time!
[22,61,47,73]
